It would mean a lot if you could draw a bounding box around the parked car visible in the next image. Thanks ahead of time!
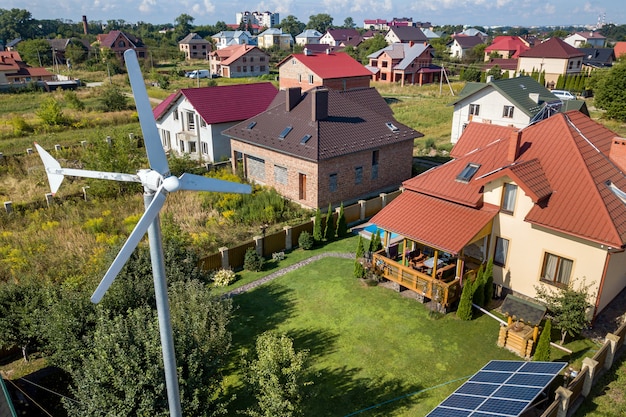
[551,90,576,100]
[187,69,210,79]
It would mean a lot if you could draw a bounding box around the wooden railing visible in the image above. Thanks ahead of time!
[372,251,461,309]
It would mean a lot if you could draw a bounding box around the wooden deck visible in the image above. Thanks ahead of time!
[371,250,463,309]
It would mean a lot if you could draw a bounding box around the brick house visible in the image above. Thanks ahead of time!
[278,51,372,91]
[0,51,55,84]
[371,111,626,320]
[96,30,147,63]
[223,87,423,209]
[178,33,211,60]
[484,36,530,61]
[152,83,278,162]
[366,42,440,86]
[209,45,270,78]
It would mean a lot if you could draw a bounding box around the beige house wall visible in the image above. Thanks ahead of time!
[517,56,583,86]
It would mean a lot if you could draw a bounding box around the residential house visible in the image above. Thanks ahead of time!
[226,23,263,35]
[363,19,388,30]
[613,41,626,59]
[366,42,440,86]
[319,29,361,47]
[96,30,147,62]
[211,31,253,50]
[517,37,584,87]
[5,38,21,51]
[484,36,530,61]
[224,86,423,209]
[384,26,428,45]
[209,45,270,78]
[278,50,372,91]
[449,75,589,143]
[458,27,488,41]
[579,48,615,70]
[295,29,323,46]
[421,28,440,40]
[484,58,519,78]
[447,35,484,60]
[46,38,91,64]
[236,11,280,28]
[152,82,278,162]
[0,51,55,84]
[370,111,626,319]
[257,28,293,50]
[178,33,211,60]
[564,31,606,48]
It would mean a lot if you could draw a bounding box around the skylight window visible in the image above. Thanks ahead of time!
[247,121,257,129]
[278,126,293,139]
[386,122,399,132]
[300,134,312,144]
[456,163,481,183]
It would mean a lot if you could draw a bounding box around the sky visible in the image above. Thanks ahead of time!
[8,0,625,29]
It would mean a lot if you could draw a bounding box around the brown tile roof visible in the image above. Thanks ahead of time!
[218,45,263,65]
[390,111,626,248]
[223,87,422,162]
[519,37,583,59]
[98,30,145,48]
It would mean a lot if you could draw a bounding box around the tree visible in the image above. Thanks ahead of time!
[244,247,264,272]
[472,265,485,307]
[370,230,382,253]
[456,278,474,320]
[343,17,356,29]
[313,208,323,243]
[335,202,348,238]
[323,203,334,241]
[594,60,626,122]
[534,279,594,344]
[16,38,52,66]
[486,65,503,80]
[37,97,68,127]
[242,331,310,417]
[460,65,481,82]
[354,236,366,278]
[483,258,494,304]
[533,319,552,361]
[279,15,306,39]
[65,40,88,65]
[306,13,333,34]
[0,8,34,45]
[174,13,194,38]
[99,84,128,111]
[356,34,387,64]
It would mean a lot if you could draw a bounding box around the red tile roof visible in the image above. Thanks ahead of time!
[376,111,626,250]
[519,37,583,59]
[281,52,372,79]
[450,123,518,158]
[219,45,264,65]
[614,42,626,58]
[485,36,530,58]
[371,191,499,254]
[153,82,278,125]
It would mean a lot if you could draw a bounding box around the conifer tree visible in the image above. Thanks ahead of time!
[313,208,323,243]
[457,278,474,320]
[323,203,334,241]
[336,203,348,238]
[483,258,494,305]
[354,236,366,278]
[472,265,485,307]
[533,319,552,361]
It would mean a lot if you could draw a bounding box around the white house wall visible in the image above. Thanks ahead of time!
[450,88,531,143]
[483,176,610,317]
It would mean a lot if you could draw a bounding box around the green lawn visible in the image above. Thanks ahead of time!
[224,255,521,416]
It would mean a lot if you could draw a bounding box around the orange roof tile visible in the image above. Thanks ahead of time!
[451,123,518,158]
[280,52,371,79]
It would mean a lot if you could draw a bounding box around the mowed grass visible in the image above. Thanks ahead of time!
[224,255,521,417]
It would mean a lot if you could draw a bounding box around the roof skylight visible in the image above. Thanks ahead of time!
[300,134,312,144]
[456,163,481,183]
[247,121,257,129]
[386,122,399,132]
[278,126,293,139]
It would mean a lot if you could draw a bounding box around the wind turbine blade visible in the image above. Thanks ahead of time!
[178,173,252,194]
[35,143,64,194]
[124,49,170,177]
[91,187,168,303]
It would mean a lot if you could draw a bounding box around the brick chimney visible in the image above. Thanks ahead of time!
[311,88,328,121]
[82,15,88,35]
[508,130,522,162]
[609,137,626,172]
[285,87,301,112]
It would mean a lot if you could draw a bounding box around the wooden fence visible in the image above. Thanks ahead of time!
[263,230,286,257]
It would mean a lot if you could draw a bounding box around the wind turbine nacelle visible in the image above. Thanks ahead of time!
[138,169,165,192]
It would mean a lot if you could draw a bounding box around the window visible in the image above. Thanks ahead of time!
[260,65,266,72]
[186,111,195,131]
[503,105,514,118]
[260,56,265,62]
[385,122,399,132]
[201,142,208,154]
[298,74,302,82]
[371,150,379,179]
[300,134,312,144]
[501,183,517,214]
[173,111,179,121]
[243,57,247,62]
[237,66,241,72]
[382,61,388,68]
[247,155,266,180]
[274,165,288,185]
[541,253,573,287]
[469,104,480,116]
[247,121,257,129]
[329,173,338,192]
[278,126,293,139]
[189,141,197,153]
[494,237,509,267]
[243,66,247,72]
[250,57,254,62]
[308,74,314,84]
[456,163,480,183]
[200,118,206,127]
[355,166,363,184]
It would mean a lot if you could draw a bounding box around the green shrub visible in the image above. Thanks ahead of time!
[37,97,68,126]
[10,115,32,135]
[533,319,552,361]
[335,203,348,238]
[472,265,485,307]
[211,268,236,287]
[323,203,334,241]
[64,90,85,110]
[298,231,314,250]
[313,209,323,243]
[244,247,264,272]
[354,236,366,278]
[456,278,475,320]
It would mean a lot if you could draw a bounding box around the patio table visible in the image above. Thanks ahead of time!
[423,257,444,269]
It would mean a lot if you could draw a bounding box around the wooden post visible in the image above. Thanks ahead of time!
[533,325,539,342]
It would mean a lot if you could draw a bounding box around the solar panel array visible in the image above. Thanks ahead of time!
[426,360,566,417]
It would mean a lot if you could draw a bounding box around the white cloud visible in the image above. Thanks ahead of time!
[191,0,216,16]
[139,0,156,14]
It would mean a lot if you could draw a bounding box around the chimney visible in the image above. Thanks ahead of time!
[286,87,301,112]
[311,88,329,121]
[528,93,540,103]
[82,15,88,35]
[508,130,522,162]
[609,137,626,172]
[326,48,331,55]
[486,75,494,83]
[409,40,414,47]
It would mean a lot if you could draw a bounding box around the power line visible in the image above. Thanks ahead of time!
[4,377,54,417]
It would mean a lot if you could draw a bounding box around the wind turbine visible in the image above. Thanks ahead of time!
[36,49,251,417]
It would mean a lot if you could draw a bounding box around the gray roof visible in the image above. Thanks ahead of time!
[224,87,422,162]
[179,33,209,44]
[386,26,428,43]
[296,29,323,40]
[367,43,432,70]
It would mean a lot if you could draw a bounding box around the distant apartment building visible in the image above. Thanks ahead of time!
[236,11,279,28]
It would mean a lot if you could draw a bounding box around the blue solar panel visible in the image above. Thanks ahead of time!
[425,361,566,417]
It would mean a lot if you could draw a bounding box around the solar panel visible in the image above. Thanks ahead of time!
[425,361,566,417]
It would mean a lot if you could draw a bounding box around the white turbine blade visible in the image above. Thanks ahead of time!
[124,49,170,177]
[178,173,252,194]
[91,186,168,303]
[35,143,64,194]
